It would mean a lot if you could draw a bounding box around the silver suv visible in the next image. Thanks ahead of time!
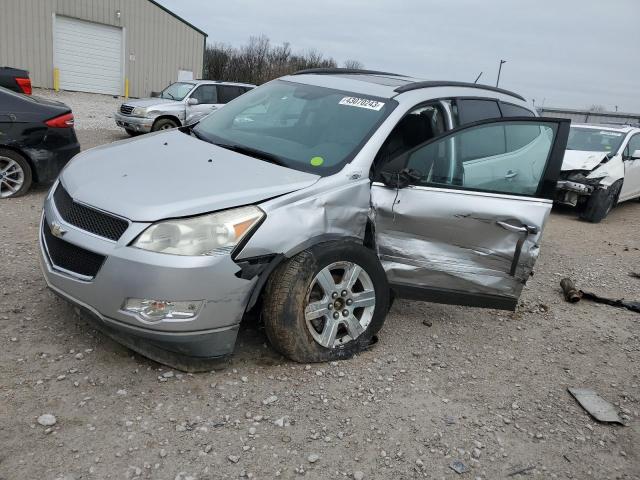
[40,69,569,370]
[115,80,255,135]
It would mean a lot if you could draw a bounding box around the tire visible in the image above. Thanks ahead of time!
[124,128,140,137]
[263,241,390,363]
[151,118,179,132]
[579,179,623,223]
[0,149,32,198]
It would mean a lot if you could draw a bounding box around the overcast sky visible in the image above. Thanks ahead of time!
[158,0,639,112]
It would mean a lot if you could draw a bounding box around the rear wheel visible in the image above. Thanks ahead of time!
[151,118,179,132]
[263,242,389,363]
[0,149,32,198]
[579,179,623,223]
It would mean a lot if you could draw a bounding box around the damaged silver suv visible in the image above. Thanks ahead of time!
[39,69,569,369]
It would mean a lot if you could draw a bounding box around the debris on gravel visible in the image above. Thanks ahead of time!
[36,414,57,427]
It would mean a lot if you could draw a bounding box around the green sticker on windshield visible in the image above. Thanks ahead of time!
[310,156,324,166]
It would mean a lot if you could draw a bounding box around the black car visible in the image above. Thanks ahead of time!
[0,86,80,198]
[0,67,32,95]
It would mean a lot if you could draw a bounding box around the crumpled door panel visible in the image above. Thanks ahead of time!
[370,184,550,299]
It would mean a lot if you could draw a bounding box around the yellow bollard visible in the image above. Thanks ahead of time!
[124,78,129,99]
[53,68,60,91]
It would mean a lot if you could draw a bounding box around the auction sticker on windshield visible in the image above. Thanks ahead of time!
[339,97,385,111]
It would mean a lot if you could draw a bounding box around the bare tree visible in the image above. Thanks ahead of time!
[343,59,364,69]
[203,36,346,85]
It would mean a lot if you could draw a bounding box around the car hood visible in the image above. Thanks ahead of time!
[122,97,179,109]
[561,150,609,172]
[60,130,321,222]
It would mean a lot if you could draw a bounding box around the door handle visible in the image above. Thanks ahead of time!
[497,220,538,235]
[505,170,518,179]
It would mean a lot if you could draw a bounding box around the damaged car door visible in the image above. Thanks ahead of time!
[371,118,570,309]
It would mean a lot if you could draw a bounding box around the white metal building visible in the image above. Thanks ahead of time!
[0,0,207,98]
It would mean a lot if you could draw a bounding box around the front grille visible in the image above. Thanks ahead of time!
[43,217,105,278]
[120,104,134,115]
[54,184,128,241]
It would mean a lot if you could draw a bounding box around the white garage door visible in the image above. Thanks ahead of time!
[55,16,123,95]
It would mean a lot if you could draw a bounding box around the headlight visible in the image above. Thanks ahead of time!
[132,206,264,256]
[132,107,147,116]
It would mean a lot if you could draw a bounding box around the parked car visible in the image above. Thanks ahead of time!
[555,123,640,222]
[114,80,255,135]
[0,86,80,198]
[0,66,32,95]
[40,68,569,369]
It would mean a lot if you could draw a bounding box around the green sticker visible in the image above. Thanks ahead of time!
[310,156,324,166]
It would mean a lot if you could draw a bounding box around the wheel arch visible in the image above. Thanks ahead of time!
[152,115,181,129]
[240,233,375,313]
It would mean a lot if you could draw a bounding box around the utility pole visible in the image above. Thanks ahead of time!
[496,59,506,87]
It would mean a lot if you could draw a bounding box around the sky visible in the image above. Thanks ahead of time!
[157,0,640,112]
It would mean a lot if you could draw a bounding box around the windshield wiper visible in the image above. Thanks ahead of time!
[213,143,288,167]
[165,92,176,100]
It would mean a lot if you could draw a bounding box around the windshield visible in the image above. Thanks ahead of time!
[567,127,626,154]
[193,80,396,175]
[160,82,194,101]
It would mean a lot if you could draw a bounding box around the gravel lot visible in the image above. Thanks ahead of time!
[1,104,639,479]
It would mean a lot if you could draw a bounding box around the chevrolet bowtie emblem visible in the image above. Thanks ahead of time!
[50,221,67,238]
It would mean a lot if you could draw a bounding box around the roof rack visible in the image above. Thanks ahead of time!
[394,81,525,101]
[292,68,407,77]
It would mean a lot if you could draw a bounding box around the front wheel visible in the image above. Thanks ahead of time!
[151,118,179,131]
[579,179,622,223]
[263,242,389,363]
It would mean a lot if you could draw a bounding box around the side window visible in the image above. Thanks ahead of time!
[457,99,501,125]
[217,85,246,104]
[624,134,640,157]
[404,120,558,196]
[373,103,446,174]
[190,85,217,104]
[499,103,535,118]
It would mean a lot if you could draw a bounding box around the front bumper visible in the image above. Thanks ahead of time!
[38,187,259,366]
[555,178,597,206]
[114,112,154,133]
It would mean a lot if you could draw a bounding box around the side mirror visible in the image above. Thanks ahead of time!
[380,168,422,189]
[187,98,199,106]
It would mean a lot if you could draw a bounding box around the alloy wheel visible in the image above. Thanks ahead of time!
[0,156,25,198]
[304,261,376,348]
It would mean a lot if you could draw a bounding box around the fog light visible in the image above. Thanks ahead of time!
[123,298,203,322]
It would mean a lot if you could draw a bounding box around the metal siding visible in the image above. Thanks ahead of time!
[0,0,205,97]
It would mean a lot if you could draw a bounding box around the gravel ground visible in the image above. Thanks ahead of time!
[1,126,639,480]
[34,88,126,131]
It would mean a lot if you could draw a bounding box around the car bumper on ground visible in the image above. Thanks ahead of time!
[38,188,259,368]
[114,112,154,133]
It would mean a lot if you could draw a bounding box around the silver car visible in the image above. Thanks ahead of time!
[40,69,569,369]
[114,80,255,135]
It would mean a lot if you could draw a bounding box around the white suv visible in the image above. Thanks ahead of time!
[115,80,255,135]
[556,124,640,222]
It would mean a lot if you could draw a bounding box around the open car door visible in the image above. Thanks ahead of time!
[370,117,570,310]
